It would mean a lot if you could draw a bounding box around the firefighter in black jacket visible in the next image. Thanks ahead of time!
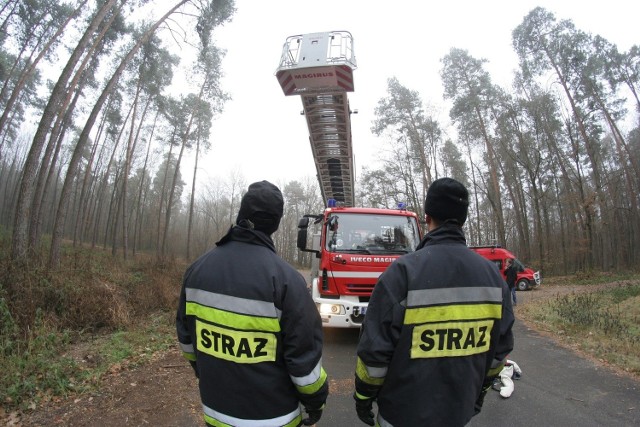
[177,181,328,427]
[354,178,514,427]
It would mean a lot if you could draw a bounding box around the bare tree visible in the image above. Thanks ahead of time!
[49,1,193,267]
[11,0,121,261]
[441,48,507,245]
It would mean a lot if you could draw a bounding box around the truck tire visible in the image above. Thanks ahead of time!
[516,279,529,291]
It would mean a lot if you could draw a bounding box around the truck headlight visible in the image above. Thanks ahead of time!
[318,303,345,315]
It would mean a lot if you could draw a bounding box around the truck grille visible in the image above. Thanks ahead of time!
[534,271,542,285]
[345,283,375,294]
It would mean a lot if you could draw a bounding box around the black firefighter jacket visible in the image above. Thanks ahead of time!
[176,226,328,427]
[355,223,515,427]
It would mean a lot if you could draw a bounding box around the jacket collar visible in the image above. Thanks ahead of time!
[215,225,277,253]
[416,222,467,250]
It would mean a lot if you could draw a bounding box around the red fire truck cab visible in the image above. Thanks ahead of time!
[297,202,422,327]
[470,245,542,291]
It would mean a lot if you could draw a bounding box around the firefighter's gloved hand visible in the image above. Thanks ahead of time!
[301,405,323,425]
[189,360,199,378]
[474,378,494,416]
[354,394,375,426]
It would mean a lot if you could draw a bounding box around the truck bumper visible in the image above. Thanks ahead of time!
[314,295,367,328]
[533,271,542,287]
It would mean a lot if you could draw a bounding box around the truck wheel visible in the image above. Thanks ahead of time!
[516,279,529,291]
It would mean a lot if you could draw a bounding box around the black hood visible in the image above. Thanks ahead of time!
[235,180,284,235]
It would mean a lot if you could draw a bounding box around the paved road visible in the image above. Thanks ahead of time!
[320,318,640,427]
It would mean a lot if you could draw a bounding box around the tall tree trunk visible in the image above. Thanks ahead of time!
[466,140,482,245]
[111,171,124,257]
[91,103,131,249]
[162,79,208,258]
[187,134,201,260]
[121,81,143,261]
[133,108,158,256]
[30,82,85,250]
[156,137,175,258]
[50,1,189,268]
[11,0,119,261]
[73,93,111,247]
[0,154,20,225]
[161,135,187,258]
[549,59,607,267]
[475,106,506,245]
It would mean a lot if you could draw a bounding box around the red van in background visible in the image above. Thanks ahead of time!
[470,245,542,291]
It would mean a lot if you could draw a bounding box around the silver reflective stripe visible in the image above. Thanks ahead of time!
[331,271,381,278]
[186,288,281,319]
[202,402,300,427]
[290,359,322,386]
[364,363,387,379]
[407,287,502,306]
[179,342,194,353]
[378,412,393,427]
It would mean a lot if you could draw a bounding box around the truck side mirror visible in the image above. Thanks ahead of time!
[297,217,310,250]
[298,217,310,228]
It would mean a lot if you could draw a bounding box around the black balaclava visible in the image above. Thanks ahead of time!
[236,180,284,235]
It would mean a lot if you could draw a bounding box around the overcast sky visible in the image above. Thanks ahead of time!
[192,0,639,189]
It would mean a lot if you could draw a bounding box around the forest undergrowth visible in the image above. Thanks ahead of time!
[516,273,640,378]
[0,237,186,411]
[1,236,639,413]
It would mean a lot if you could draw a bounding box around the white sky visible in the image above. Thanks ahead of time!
[191,0,639,188]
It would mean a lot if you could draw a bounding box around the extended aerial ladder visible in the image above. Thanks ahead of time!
[275,31,357,207]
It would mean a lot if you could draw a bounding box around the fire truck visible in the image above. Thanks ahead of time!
[470,245,542,291]
[275,31,423,327]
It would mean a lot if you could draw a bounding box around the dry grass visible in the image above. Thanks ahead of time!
[1,248,184,332]
[518,274,640,379]
[0,245,187,410]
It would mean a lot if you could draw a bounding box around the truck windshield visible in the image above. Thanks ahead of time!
[513,258,526,272]
[325,213,420,253]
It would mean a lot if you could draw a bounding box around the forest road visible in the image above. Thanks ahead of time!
[8,285,640,426]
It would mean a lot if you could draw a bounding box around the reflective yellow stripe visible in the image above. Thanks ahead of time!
[356,357,385,386]
[186,301,281,332]
[355,391,371,400]
[410,320,494,358]
[203,414,302,427]
[196,320,276,364]
[296,367,327,395]
[404,303,501,324]
[284,416,302,427]
[203,414,232,427]
[182,352,196,361]
[487,360,505,377]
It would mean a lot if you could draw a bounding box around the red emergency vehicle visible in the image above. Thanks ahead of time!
[297,201,422,327]
[470,245,542,291]
[277,32,424,327]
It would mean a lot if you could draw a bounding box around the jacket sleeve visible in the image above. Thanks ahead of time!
[355,268,405,400]
[278,270,328,410]
[176,267,196,364]
[487,282,515,378]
